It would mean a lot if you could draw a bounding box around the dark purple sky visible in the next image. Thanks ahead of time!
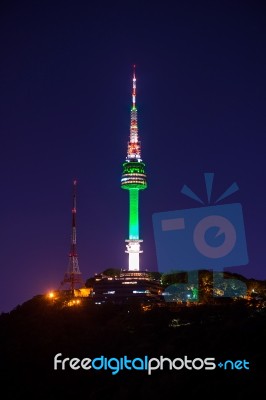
[1,0,266,312]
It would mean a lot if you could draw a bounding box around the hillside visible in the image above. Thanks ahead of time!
[1,282,266,399]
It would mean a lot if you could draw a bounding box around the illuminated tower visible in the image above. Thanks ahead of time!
[60,180,84,292]
[121,66,147,271]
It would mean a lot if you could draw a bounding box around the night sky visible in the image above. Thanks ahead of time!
[1,0,266,313]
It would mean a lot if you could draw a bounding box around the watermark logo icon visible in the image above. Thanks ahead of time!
[152,173,249,273]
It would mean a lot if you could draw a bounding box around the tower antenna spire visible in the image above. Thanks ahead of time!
[121,66,147,271]
[128,65,141,159]
[60,179,84,294]
[132,64,136,110]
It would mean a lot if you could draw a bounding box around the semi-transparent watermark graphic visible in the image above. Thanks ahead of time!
[152,173,249,299]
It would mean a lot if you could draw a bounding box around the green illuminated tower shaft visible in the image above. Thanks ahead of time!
[121,66,147,271]
[129,189,139,239]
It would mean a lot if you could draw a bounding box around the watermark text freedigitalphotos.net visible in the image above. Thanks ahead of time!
[54,354,250,375]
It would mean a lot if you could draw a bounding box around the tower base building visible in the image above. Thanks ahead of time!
[92,270,163,306]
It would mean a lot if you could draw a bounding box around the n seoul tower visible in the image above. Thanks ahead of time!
[121,66,147,271]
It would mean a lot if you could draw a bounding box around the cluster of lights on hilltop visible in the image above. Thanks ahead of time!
[47,291,82,307]
[121,65,147,271]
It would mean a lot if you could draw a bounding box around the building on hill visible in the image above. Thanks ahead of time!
[92,270,164,305]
